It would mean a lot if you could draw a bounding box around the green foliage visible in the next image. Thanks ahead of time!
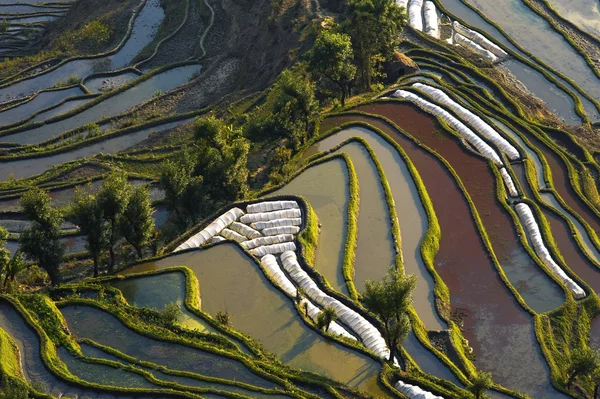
[119,184,155,259]
[363,266,415,362]
[0,227,11,290]
[316,306,338,332]
[1,251,27,291]
[215,310,231,326]
[0,19,8,34]
[342,0,406,88]
[567,347,600,388]
[469,371,493,399]
[159,302,182,326]
[81,20,113,49]
[69,186,107,277]
[84,123,102,139]
[308,30,356,106]
[19,188,65,286]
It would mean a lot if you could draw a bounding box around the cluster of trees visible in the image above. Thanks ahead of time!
[15,172,156,285]
[160,116,250,228]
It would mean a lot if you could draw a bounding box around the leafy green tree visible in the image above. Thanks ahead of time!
[19,188,65,286]
[119,185,155,259]
[342,0,406,89]
[69,187,106,277]
[363,266,415,363]
[195,115,250,201]
[470,371,493,399]
[3,251,27,290]
[567,347,600,388]
[0,227,12,289]
[216,311,231,326]
[97,172,131,271]
[317,306,338,332]
[308,30,357,106]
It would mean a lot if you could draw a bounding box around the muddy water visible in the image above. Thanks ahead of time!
[590,315,600,349]
[545,0,600,40]
[357,103,565,313]
[310,127,445,331]
[60,304,279,389]
[0,0,164,102]
[0,64,201,145]
[29,97,94,123]
[0,117,194,180]
[271,158,350,295]
[320,113,568,398]
[118,244,391,397]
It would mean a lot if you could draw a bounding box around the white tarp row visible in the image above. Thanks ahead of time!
[408,0,424,31]
[412,83,521,160]
[229,221,262,239]
[208,236,226,244]
[396,0,409,9]
[453,33,497,63]
[240,208,302,224]
[423,1,439,39]
[242,234,295,250]
[220,228,247,243]
[280,251,391,360]
[250,242,297,258]
[453,21,508,59]
[500,168,518,197]
[262,225,301,236]
[395,380,445,399]
[260,255,356,340]
[252,218,302,231]
[246,200,299,214]
[391,89,503,165]
[515,203,586,298]
[174,207,245,252]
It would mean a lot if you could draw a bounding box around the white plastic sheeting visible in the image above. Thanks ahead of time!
[262,225,301,236]
[453,21,508,59]
[396,0,409,9]
[229,221,262,239]
[208,236,226,244]
[391,89,503,165]
[220,228,246,243]
[408,0,424,31]
[250,242,297,257]
[515,203,586,298]
[260,254,298,297]
[246,200,299,214]
[240,208,302,224]
[252,218,302,231]
[454,33,497,63]
[301,298,357,340]
[280,251,391,360]
[395,380,444,399]
[500,168,518,197]
[423,1,439,39]
[174,208,244,252]
[241,234,295,251]
[412,83,521,161]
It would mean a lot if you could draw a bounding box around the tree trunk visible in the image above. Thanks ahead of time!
[108,219,116,271]
[3,272,9,288]
[135,246,143,259]
[340,85,346,107]
[93,254,99,278]
[566,373,576,389]
[594,382,598,399]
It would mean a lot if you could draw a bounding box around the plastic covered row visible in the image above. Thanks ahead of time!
[280,251,391,360]
[453,33,497,63]
[246,200,299,214]
[241,234,295,250]
[240,208,302,224]
[250,242,297,257]
[301,298,357,340]
[262,225,300,236]
[252,218,302,231]
[174,208,244,252]
[395,380,444,399]
[260,254,298,297]
[396,0,409,9]
[515,203,586,298]
[220,228,246,243]
[208,236,226,244]
[423,1,439,39]
[453,21,508,58]
[229,221,262,239]
[408,0,423,31]
[500,168,518,197]
[412,83,520,160]
[391,89,503,165]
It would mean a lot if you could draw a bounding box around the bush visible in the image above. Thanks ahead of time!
[81,20,112,49]
[160,302,182,326]
[215,311,231,326]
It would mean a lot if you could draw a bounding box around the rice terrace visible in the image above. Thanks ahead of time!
[3,0,600,398]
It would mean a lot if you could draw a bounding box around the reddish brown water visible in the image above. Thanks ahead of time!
[320,111,567,398]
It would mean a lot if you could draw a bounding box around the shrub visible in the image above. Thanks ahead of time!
[215,311,231,326]
[81,20,112,49]
[160,302,182,326]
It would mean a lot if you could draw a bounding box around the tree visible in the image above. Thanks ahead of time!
[317,306,338,332]
[120,185,155,259]
[567,347,600,388]
[216,311,231,326]
[19,188,65,286]
[470,371,493,399]
[362,266,416,363]
[308,30,357,106]
[0,227,12,289]
[69,187,106,277]
[97,172,131,271]
[342,0,406,89]
[3,251,26,290]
